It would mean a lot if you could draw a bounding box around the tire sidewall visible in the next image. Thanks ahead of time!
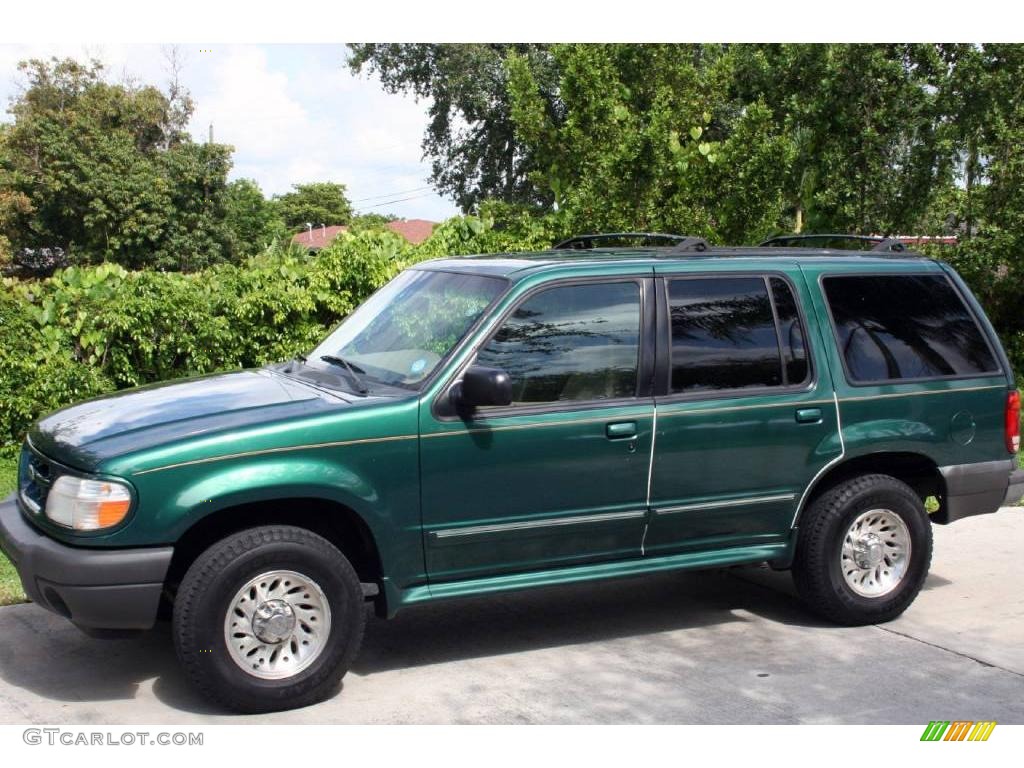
[825,483,931,616]
[176,531,364,711]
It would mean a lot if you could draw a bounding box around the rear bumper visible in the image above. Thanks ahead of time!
[937,459,1020,524]
[1004,468,1024,507]
[0,494,172,631]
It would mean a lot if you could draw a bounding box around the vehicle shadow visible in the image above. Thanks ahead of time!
[0,564,955,718]
[351,566,826,676]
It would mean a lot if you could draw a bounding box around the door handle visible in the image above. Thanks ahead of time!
[795,407,822,424]
[606,421,638,440]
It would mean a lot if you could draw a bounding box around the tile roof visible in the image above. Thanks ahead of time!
[290,219,438,249]
[291,225,348,249]
[385,219,437,245]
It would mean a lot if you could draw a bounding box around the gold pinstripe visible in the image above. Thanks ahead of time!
[132,433,418,475]
[131,384,1007,475]
[837,383,1005,402]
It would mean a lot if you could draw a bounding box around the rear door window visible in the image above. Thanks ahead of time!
[822,274,999,383]
[667,275,809,393]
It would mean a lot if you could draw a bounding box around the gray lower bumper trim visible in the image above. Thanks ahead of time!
[938,459,1017,524]
[0,494,173,630]
[1004,468,1024,507]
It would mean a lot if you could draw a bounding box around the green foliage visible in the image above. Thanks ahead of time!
[0,57,235,271]
[504,44,797,243]
[224,179,288,259]
[0,287,113,448]
[0,216,499,450]
[351,43,997,245]
[0,453,23,604]
[349,212,399,231]
[273,182,354,230]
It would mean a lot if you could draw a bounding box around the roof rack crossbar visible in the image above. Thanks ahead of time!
[870,238,907,253]
[667,237,711,253]
[759,233,909,254]
[553,232,710,251]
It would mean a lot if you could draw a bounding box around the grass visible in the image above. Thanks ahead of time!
[0,453,25,605]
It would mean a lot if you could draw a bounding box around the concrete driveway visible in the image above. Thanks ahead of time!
[0,510,1021,724]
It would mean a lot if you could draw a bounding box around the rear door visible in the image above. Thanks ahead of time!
[644,264,840,556]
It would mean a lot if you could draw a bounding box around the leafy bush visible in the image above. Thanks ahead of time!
[0,215,506,449]
[0,289,113,448]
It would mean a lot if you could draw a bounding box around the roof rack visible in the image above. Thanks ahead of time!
[553,232,710,252]
[758,233,908,253]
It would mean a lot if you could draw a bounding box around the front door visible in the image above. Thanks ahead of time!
[420,277,656,583]
[644,268,841,556]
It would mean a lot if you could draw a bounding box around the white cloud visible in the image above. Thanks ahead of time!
[189,46,311,160]
[0,43,459,221]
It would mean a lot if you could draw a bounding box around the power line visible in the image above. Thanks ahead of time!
[359,193,435,210]
[350,186,433,203]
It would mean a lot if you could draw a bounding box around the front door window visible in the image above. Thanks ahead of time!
[474,281,642,405]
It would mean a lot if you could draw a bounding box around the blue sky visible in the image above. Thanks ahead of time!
[0,44,460,221]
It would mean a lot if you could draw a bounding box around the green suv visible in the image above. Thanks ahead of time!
[2,235,1022,712]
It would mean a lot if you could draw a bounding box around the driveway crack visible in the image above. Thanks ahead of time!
[870,623,1024,679]
[727,566,1024,680]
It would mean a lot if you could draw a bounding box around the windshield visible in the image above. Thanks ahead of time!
[308,269,506,389]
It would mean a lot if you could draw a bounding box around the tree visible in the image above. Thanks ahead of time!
[0,126,33,267]
[728,44,953,236]
[348,212,399,232]
[224,179,286,258]
[944,45,1024,353]
[348,44,557,212]
[273,182,354,230]
[505,44,794,243]
[0,57,234,271]
[498,44,959,242]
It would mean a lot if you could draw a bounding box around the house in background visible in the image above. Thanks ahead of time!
[291,219,437,252]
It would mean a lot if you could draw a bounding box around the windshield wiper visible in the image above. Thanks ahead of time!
[319,354,369,395]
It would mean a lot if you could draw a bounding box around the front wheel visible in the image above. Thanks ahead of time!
[173,525,366,713]
[792,474,932,626]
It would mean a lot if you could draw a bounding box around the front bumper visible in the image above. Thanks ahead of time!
[0,494,173,631]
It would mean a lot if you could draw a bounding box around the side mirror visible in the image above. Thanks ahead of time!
[456,365,512,409]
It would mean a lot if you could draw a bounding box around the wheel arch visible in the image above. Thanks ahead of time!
[794,451,946,530]
[163,496,387,615]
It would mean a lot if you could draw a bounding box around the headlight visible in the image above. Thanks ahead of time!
[45,476,133,531]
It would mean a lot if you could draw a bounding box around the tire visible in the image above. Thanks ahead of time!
[173,525,366,713]
[792,474,932,626]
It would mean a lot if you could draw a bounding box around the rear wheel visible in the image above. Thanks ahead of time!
[792,474,932,625]
[173,525,366,713]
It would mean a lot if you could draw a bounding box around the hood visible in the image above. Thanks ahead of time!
[29,369,352,469]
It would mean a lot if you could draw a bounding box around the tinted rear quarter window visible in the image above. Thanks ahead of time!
[770,277,809,385]
[823,274,998,383]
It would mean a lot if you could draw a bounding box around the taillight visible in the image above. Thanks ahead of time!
[1006,390,1021,454]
